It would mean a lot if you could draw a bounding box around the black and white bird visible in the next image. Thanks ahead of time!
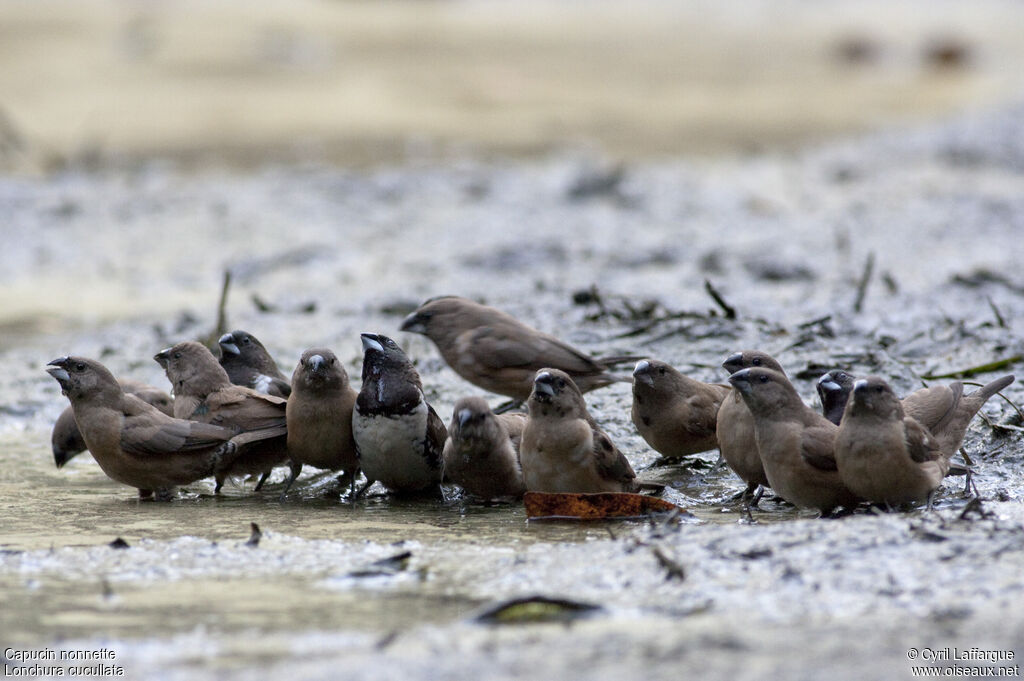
[218,330,291,398]
[352,333,447,494]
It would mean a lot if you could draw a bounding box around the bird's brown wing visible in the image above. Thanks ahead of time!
[686,385,730,434]
[424,402,448,471]
[592,426,637,484]
[498,412,527,452]
[903,417,943,463]
[903,383,961,432]
[121,396,233,456]
[205,387,287,434]
[462,324,604,373]
[799,422,839,472]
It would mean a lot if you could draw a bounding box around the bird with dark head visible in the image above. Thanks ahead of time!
[352,333,447,495]
[818,369,1013,452]
[728,367,860,513]
[52,379,174,469]
[443,396,526,501]
[46,356,238,499]
[834,374,1014,506]
[155,341,288,493]
[631,359,730,460]
[520,368,637,493]
[218,330,291,398]
[816,370,857,425]
[715,350,787,493]
[400,296,633,405]
[284,348,359,496]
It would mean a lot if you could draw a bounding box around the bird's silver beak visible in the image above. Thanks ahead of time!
[728,369,752,394]
[457,408,473,428]
[360,334,384,354]
[818,378,841,392]
[722,352,744,372]
[632,360,655,387]
[399,312,427,335]
[45,365,70,386]
[218,333,240,356]
[534,372,556,397]
[153,348,172,368]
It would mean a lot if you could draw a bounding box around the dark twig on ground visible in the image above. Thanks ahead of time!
[987,296,1008,329]
[921,356,1022,379]
[853,251,875,313]
[245,522,262,547]
[704,279,736,319]
[201,269,232,348]
[651,546,686,581]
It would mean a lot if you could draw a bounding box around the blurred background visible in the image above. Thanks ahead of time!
[3,0,1024,172]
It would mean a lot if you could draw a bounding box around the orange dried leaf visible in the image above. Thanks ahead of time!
[523,491,681,520]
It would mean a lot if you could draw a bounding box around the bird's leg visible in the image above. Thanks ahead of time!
[730,482,761,505]
[214,476,225,494]
[154,487,176,502]
[254,471,271,492]
[750,485,764,508]
[962,467,978,498]
[351,476,374,504]
[279,461,303,502]
[741,499,755,523]
[728,487,749,502]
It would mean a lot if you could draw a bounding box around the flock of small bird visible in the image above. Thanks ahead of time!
[46,295,1014,513]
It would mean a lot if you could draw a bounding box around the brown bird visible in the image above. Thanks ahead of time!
[729,367,860,513]
[352,333,447,494]
[715,350,787,492]
[520,369,637,493]
[400,296,633,404]
[631,359,730,460]
[284,348,359,496]
[45,356,238,499]
[155,341,288,493]
[834,374,1014,506]
[833,376,946,507]
[443,396,527,501]
[218,330,291,398]
[52,379,174,468]
[818,369,1013,451]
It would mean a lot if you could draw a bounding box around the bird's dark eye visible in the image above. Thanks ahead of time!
[752,358,762,366]
[658,367,666,375]
[758,374,769,383]
[875,385,884,393]
[329,356,335,364]
[75,363,86,372]
[242,337,251,345]
[173,352,181,359]
[557,379,566,388]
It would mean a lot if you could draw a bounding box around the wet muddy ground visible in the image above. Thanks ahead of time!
[2,102,1024,679]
